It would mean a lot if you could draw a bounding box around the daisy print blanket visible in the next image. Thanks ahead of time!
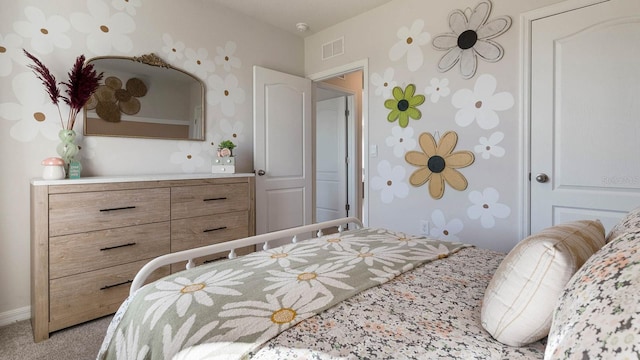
[97,227,469,360]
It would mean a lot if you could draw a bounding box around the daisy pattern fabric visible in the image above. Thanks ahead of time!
[97,228,469,360]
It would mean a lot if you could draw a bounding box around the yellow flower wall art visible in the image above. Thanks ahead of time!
[405,131,475,199]
[384,84,425,128]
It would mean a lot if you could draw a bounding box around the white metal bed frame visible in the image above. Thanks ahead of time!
[130,217,364,295]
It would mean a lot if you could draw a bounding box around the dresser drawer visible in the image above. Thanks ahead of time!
[49,188,170,236]
[49,260,169,332]
[171,183,249,220]
[171,210,249,250]
[50,222,170,279]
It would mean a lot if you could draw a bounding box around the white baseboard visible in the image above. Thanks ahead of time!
[0,306,30,327]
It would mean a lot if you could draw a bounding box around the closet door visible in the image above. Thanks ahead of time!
[529,0,640,233]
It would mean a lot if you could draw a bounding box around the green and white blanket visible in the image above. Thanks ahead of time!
[97,227,468,360]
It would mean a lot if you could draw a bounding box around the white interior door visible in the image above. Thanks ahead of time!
[530,0,640,234]
[316,96,348,222]
[253,66,312,241]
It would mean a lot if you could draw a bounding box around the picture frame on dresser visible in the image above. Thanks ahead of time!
[29,173,255,342]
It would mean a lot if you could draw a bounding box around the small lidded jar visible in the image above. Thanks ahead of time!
[41,157,66,180]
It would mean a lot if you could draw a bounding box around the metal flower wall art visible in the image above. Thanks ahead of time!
[405,131,475,200]
[384,84,425,128]
[432,0,512,79]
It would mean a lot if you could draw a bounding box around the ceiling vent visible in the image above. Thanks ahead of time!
[322,37,344,60]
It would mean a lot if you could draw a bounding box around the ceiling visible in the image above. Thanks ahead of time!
[209,0,393,37]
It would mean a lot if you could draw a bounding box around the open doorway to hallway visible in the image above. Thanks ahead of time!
[313,70,364,225]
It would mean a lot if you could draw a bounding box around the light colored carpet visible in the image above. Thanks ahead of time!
[0,315,112,360]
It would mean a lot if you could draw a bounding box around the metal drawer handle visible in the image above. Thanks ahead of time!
[100,242,137,251]
[203,226,227,233]
[203,257,225,264]
[100,279,133,290]
[203,197,227,202]
[99,206,136,212]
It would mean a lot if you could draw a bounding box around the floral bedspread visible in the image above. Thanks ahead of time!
[251,246,547,359]
[97,227,471,360]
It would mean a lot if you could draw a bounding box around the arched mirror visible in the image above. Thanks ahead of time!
[83,53,205,140]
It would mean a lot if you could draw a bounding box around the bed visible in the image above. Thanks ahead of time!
[96,213,640,360]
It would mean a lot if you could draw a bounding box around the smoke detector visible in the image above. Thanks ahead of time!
[296,22,309,32]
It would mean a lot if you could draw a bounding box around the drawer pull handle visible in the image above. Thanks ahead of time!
[203,257,225,264]
[100,206,136,212]
[100,242,137,251]
[100,279,133,290]
[203,197,227,202]
[203,226,227,233]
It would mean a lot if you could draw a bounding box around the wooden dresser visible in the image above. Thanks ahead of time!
[30,174,255,342]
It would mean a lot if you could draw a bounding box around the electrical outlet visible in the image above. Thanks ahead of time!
[420,220,429,235]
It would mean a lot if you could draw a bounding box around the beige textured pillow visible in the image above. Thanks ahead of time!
[481,220,605,347]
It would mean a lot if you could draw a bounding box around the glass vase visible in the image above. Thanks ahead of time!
[56,129,79,176]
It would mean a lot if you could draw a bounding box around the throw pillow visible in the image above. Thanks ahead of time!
[481,220,605,346]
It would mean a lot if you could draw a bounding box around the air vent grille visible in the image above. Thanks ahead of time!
[322,37,344,60]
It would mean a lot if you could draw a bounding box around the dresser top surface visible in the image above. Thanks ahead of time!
[31,172,255,186]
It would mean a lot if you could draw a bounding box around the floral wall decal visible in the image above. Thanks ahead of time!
[424,77,450,103]
[429,209,463,241]
[386,125,417,158]
[371,160,409,204]
[384,84,425,128]
[467,187,511,228]
[451,73,513,129]
[389,19,431,72]
[405,131,474,199]
[432,0,511,79]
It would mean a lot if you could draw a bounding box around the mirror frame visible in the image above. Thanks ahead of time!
[83,53,206,141]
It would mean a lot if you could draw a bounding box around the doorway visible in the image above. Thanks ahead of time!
[315,84,355,222]
[310,63,367,225]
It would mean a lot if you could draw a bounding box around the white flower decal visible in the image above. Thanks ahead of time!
[112,0,142,16]
[385,126,416,158]
[467,187,511,228]
[370,67,397,98]
[184,47,215,80]
[429,209,463,242]
[13,6,71,54]
[432,0,512,79]
[161,33,185,63]
[169,141,206,173]
[451,74,513,130]
[370,160,409,204]
[207,73,245,117]
[389,19,431,72]
[220,118,245,145]
[142,268,252,329]
[70,0,135,55]
[0,33,24,77]
[0,72,60,142]
[215,41,242,72]
[203,130,223,157]
[424,78,451,103]
[475,131,505,159]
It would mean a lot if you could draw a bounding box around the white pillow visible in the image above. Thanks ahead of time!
[481,220,605,346]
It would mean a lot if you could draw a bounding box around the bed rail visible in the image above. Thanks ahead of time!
[130,217,364,295]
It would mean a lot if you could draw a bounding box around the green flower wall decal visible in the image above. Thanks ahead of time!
[384,84,425,128]
[405,131,475,199]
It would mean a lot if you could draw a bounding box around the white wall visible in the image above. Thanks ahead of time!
[304,0,565,251]
[0,0,303,319]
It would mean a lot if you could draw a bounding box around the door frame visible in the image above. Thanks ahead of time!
[308,59,369,226]
[314,84,355,222]
[519,0,610,239]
